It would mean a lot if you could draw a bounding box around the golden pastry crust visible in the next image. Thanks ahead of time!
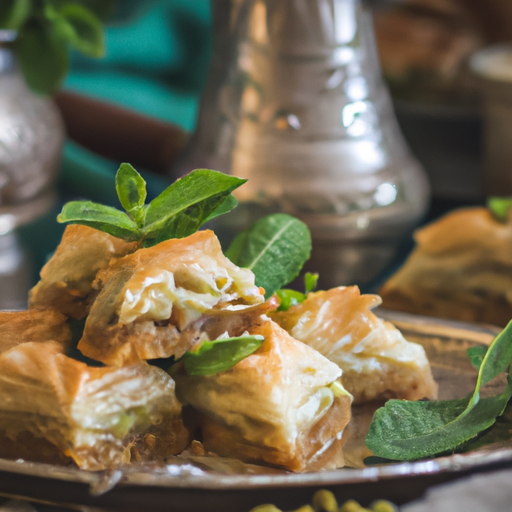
[379,207,512,326]
[271,286,438,404]
[174,320,352,472]
[29,225,135,319]
[0,341,189,470]
[0,308,71,354]
[78,230,264,367]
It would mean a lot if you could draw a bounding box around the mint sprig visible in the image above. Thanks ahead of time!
[57,164,246,247]
[365,320,512,461]
[180,335,264,376]
[1,0,109,94]
[226,214,312,299]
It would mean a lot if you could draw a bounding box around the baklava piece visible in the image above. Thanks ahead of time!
[174,319,352,472]
[29,225,135,319]
[78,230,265,366]
[379,207,512,326]
[272,286,437,404]
[0,341,189,470]
[0,308,70,354]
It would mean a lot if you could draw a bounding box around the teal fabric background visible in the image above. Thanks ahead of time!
[66,0,212,131]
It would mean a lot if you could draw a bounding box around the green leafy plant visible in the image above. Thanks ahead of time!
[365,320,512,461]
[57,163,245,247]
[226,213,312,299]
[0,0,115,94]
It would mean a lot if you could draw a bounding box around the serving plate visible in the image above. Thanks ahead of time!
[1,311,512,512]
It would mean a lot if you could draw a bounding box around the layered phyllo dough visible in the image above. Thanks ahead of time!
[173,319,353,472]
[379,207,512,326]
[0,341,189,470]
[0,308,70,354]
[272,286,438,404]
[78,230,265,366]
[12,221,440,473]
[29,225,135,319]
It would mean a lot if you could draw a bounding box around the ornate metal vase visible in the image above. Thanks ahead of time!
[0,30,64,308]
[175,0,430,288]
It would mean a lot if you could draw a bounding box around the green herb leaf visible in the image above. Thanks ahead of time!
[467,346,488,372]
[57,200,141,241]
[0,0,32,31]
[487,197,512,223]
[43,4,75,42]
[204,193,239,223]
[226,214,311,299]
[142,170,246,246]
[365,320,512,461]
[115,163,147,227]
[275,289,305,311]
[275,272,319,311]
[17,18,69,94]
[461,401,512,453]
[181,335,264,376]
[304,272,319,294]
[56,2,105,58]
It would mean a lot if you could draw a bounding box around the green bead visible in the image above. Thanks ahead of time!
[312,490,338,512]
[371,500,397,512]
[339,500,364,512]
[290,506,315,512]
[248,505,282,512]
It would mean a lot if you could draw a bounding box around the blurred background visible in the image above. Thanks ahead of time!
[3,0,512,306]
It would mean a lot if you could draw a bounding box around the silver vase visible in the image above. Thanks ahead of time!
[174,0,430,288]
[0,30,65,308]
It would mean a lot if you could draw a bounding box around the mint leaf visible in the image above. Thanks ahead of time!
[275,272,319,311]
[276,289,305,311]
[56,2,105,58]
[0,0,31,30]
[142,170,246,246]
[57,201,140,241]
[462,402,512,452]
[115,163,147,227]
[57,167,245,245]
[180,335,264,376]
[205,193,238,223]
[304,272,318,294]
[18,18,69,94]
[468,346,487,372]
[366,377,512,461]
[226,214,311,299]
[365,320,512,461]
[487,197,512,223]
[43,4,76,42]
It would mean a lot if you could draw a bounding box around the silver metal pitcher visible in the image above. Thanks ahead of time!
[174,0,430,289]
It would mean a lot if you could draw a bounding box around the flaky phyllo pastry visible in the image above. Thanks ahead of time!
[29,225,135,319]
[379,207,512,327]
[78,230,265,366]
[0,308,70,355]
[272,286,438,404]
[174,319,352,472]
[0,341,189,470]
[1,220,437,473]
